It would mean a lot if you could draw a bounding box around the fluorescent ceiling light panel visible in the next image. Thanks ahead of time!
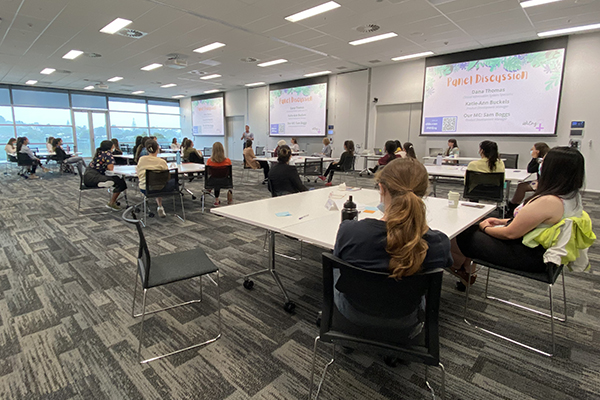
[285,1,341,22]
[391,51,434,61]
[245,82,266,87]
[25,80,37,85]
[200,74,221,80]
[257,59,288,67]
[40,68,55,75]
[193,42,226,53]
[62,50,84,60]
[304,70,331,77]
[172,95,185,98]
[520,0,562,8]
[160,83,177,88]
[107,76,123,82]
[204,89,220,94]
[84,85,95,90]
[349,32,398,46]
[538,22,600,37]
[132,90,145,95]
[141,63,162,71]
[99,17,132,34]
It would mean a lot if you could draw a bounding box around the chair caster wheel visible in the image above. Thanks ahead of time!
[383,356,400,368]
[148,212,155,218]
[283,301,296,313]
[455,281,467,292]
[116,201,121,206]
[192,196,197,200]
[243,279,254,290]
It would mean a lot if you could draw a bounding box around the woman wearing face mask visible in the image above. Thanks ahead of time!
[505,142,549,216]
[332,158,453,340]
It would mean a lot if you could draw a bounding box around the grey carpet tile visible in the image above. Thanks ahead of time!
[0,162,599,399]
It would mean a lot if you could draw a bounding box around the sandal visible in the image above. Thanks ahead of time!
[447,267,477,287]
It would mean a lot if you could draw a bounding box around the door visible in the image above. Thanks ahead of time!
[74,111,109,157]
[225,116,245,161]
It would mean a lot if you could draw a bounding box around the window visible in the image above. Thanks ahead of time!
[109,111,149,127]
[0,126,16,149]
[71,94,107,109]
[0,88,10,106]
[148,100,180,114]
[110,127,149,144]
[16,126,74,145]
[0,106,13,124]
[149,114,180,128]
[151,128,182,142]
[13,107,72,125]
[12,89,69,108]
[108,97,146,112]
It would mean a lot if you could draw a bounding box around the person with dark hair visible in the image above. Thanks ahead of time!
[51,138,84,171]
[506,142,551,216]
[136,139,174,218]
[369,140,397,174]
[17,136,49,179]
[83,140,127,210]
[290,138,300,153]
[134,137,150,163]
[111,138,122,156]
[46,137,55,153]
[333,157,452,340]
[5,138,17,161]
[320,140,355,186]
[170,138,180,151]
[403,142,417,159]
[132,136,143,158]
[182,139,204,163]
[243,138,269,183]
[444,139,459,157]
[450,146,589,289]
[268,145,307,196]
[467,140,504,173]
[394,140,402,154]
[206,141,232,206]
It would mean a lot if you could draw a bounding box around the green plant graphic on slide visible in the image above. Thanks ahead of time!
[425,49,564,98]
[270,83,326,109]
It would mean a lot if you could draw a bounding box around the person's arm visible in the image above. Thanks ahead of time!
[479,196,564,240]
[527,158,539,174]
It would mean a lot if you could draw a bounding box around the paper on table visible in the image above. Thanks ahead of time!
[275,211,292,217]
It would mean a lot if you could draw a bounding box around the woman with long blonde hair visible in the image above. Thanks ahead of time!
[333,157,452,338]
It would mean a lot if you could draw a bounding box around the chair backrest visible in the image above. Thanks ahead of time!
[204,165,233,190]
[256,146,265,156]
[188,151,204,164]
[203,147,212,158]
[302,158,323,176]
[75,161,86,188]
[145,169,177,193]
[321,253,443,362]
[499,153,519,169]
[340,155,356,172]
[463,171,505,202]
[120,144,131,154]
[122,207,151,289]
[17,153,33,166]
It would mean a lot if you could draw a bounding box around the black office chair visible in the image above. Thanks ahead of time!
[463,170,505,217]
[500,153,519,169]
[334,155,358,186]
[16,153,34,178]
[309,253,445,399]
[76,162,126,213]
[141,169,184,224]
[121,207,221,364]
[202,165,233,212]
[301,158,323,182]
[256,146,265,156]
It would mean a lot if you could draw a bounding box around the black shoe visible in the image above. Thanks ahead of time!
[262,179,268,184]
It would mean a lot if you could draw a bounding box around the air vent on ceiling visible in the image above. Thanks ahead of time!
[241,57,259,63]
[55,69,71,74]
[96,84,109,90]
[355,24,380,33]
[165,53,188,69]
[188,70,207,75]
[116,28,148,39]
[336,66,348,70]
[369,59,382,64]
[84,52,102,58]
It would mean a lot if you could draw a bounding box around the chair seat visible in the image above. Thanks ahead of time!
[147,248,218,288]
[472,258,562,284]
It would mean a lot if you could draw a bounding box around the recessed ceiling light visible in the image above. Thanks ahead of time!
[62,50,84,60]
[304,70,332,77]
[245,82,266,87]
[285,1,341,22]
[391,51,434,61]
[84,85,95,90]
[100,17,132,34]
[141,63,162,71]
[538,22,600,37]
[40,68,55,75]
[257,59,288,67]
[25,80,37,85]
[172,95,185,98]
[160,83,177,88]
[132,90,145,95]
[107,76,123,82]
[520,0,562,8]
[193,42,226,53]
[349,32,398,46]
[204,89,220,94]
[200,74,221,80]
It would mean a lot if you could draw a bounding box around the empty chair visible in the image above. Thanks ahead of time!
[203,147,212,158]
[255,146,265,156]
[463,170,505,216]
[500,153,519,169]
[301,158,323,182]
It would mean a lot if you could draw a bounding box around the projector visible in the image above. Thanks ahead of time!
[165,58,188,69]
[96,84,109,89]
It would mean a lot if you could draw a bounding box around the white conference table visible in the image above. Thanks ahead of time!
[255,155,336,165]
[114,153,177,164]
[423,156,481,164]
[211,185,494,311]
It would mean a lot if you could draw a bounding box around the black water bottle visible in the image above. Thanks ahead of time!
[341,196,358,222]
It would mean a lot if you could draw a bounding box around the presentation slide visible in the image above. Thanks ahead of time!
[269,83,327,137]
[421,49,565,136]
[192,96,224,136]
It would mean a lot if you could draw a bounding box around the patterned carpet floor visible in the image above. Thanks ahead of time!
[0,161,599,400]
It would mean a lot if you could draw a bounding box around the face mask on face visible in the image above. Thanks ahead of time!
[530,150,534,156]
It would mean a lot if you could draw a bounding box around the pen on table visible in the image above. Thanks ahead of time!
[298,214,309,220]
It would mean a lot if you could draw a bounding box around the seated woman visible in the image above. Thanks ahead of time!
[205,141,233,206]
[333,158,452,340]
[243,139,270,184]
[83,140,127,211]
[467,140,505,173]
[136,139,175,218]
[319,137,332,157]
[450,147,586,289]
[51,138,84,171]
[5,138,17,161]
[506,142,550,216]
[290,138,300,153]
[445,139,459,157]
[46,137,55,153]
[273,139,286,157]
[369,140,397,174]
[134,137,150,163]
[268,145,307,196]
[170,138,180,151]
[320,140,355,186]
[17,136,49,179]
[182,139,204,163]
[111,138,123,155]
[403,142,417,159]
[132,135,143,158]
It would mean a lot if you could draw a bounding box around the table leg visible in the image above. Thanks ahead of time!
[432,176,438,197]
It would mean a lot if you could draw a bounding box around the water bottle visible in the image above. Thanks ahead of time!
[436,154,443,165]
[176,151,181,165]
[341,196,359,222]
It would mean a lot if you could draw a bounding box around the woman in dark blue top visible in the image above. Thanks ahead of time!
[320,140,355,186]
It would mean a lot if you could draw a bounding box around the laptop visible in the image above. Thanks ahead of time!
[373,148,383,155]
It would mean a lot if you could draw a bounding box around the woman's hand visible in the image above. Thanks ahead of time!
[479,218,505,231]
